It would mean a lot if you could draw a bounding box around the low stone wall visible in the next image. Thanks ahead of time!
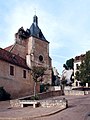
[10,98,68,109]
[10,90,62,107]
[64,90,88,95]
[41,99,68,108]
[10,99,21,107]
[16,90,62,100]
[10,90,88,108]
[39,90,62,100]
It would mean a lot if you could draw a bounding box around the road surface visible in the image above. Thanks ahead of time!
[35,94,90,120]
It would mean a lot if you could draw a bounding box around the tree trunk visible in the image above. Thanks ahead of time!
[34,82,36,97]
[62,84,65,95]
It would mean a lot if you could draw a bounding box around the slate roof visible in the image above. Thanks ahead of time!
[0,48,30,70]
[29,23,46,41]
[15,15,49,43]
[29,15,49,42]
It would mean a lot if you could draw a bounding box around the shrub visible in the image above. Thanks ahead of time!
[30,94,39,100]
[0,87,11,101]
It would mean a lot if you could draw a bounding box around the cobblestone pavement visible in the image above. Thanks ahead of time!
[0,94,90,120]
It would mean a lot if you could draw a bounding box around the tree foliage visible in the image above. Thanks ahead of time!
[66,58,74,69]
[32,66,46,97]
[32,66,46,82]
[75,51,90,86]
[0,87,11,101]
[75,71,80,81]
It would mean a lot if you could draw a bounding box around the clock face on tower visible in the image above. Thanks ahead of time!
[39,55,43,62]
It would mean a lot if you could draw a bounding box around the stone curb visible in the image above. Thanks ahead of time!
[33,107,66,118]
[0,107,67,120]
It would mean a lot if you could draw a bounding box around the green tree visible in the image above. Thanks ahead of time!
[75,71,80,81]
[0,87,11,101]
[66,58,74,69]
[75,51,90,86]
[32,66,46,97]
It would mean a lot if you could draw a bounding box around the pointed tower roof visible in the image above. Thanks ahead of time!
[29,15,48,42]
[33,15,38,26]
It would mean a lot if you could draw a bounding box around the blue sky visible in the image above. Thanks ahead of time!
[0,0,90,74]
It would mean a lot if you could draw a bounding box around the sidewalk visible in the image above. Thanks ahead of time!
[0,99,66,120]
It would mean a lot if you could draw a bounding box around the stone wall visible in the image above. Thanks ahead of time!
[10,43,26,59]
[10,89,89,108]
[10,90,63,107]
[0,60,34,98]
[10,99,21,107]
[64,90,88,95]
[20,90,62,100]
[41,99,68,108]
[10,90,68,109]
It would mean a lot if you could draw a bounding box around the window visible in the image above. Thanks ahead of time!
[39,55,43,62]
[23,70,26,78]
[76,64,79,70]
[10,65,14,76]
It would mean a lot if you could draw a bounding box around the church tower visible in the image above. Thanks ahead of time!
[26,15,52,84]
[10,15,52,84]
[26,15,50,66]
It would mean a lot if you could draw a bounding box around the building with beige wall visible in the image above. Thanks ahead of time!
[73,54,85,87]
[0,15,52,98]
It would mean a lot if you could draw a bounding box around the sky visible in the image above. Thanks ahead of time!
[0,0,90,74]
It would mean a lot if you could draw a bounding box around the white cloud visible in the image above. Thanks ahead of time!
[1,0,90,73]
[51,54,68,59]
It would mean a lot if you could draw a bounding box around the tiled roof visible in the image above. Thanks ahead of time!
[0,48,30,70]
[74,54,85,62]
[4,45,13,51]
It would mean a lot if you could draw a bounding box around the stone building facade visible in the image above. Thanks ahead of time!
[0,15,52,98]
